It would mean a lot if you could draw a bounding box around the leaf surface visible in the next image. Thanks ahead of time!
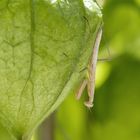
[0,0,102,139]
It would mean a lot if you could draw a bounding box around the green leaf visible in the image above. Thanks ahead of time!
[0,0,102,139]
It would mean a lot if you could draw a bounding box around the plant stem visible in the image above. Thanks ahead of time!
[38,113,55,140]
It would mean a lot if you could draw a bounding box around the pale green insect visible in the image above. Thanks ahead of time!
[76,28,102,108]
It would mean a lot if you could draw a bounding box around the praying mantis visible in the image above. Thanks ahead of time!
[76,28,102,108]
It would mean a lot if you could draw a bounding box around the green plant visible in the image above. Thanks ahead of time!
[0,0,102,140]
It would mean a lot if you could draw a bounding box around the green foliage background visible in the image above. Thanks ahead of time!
[0,0,140,140]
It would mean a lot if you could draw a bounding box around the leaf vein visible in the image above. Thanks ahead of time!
[17,0,35,117]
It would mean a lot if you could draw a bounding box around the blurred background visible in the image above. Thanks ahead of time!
[0,0,140,140]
